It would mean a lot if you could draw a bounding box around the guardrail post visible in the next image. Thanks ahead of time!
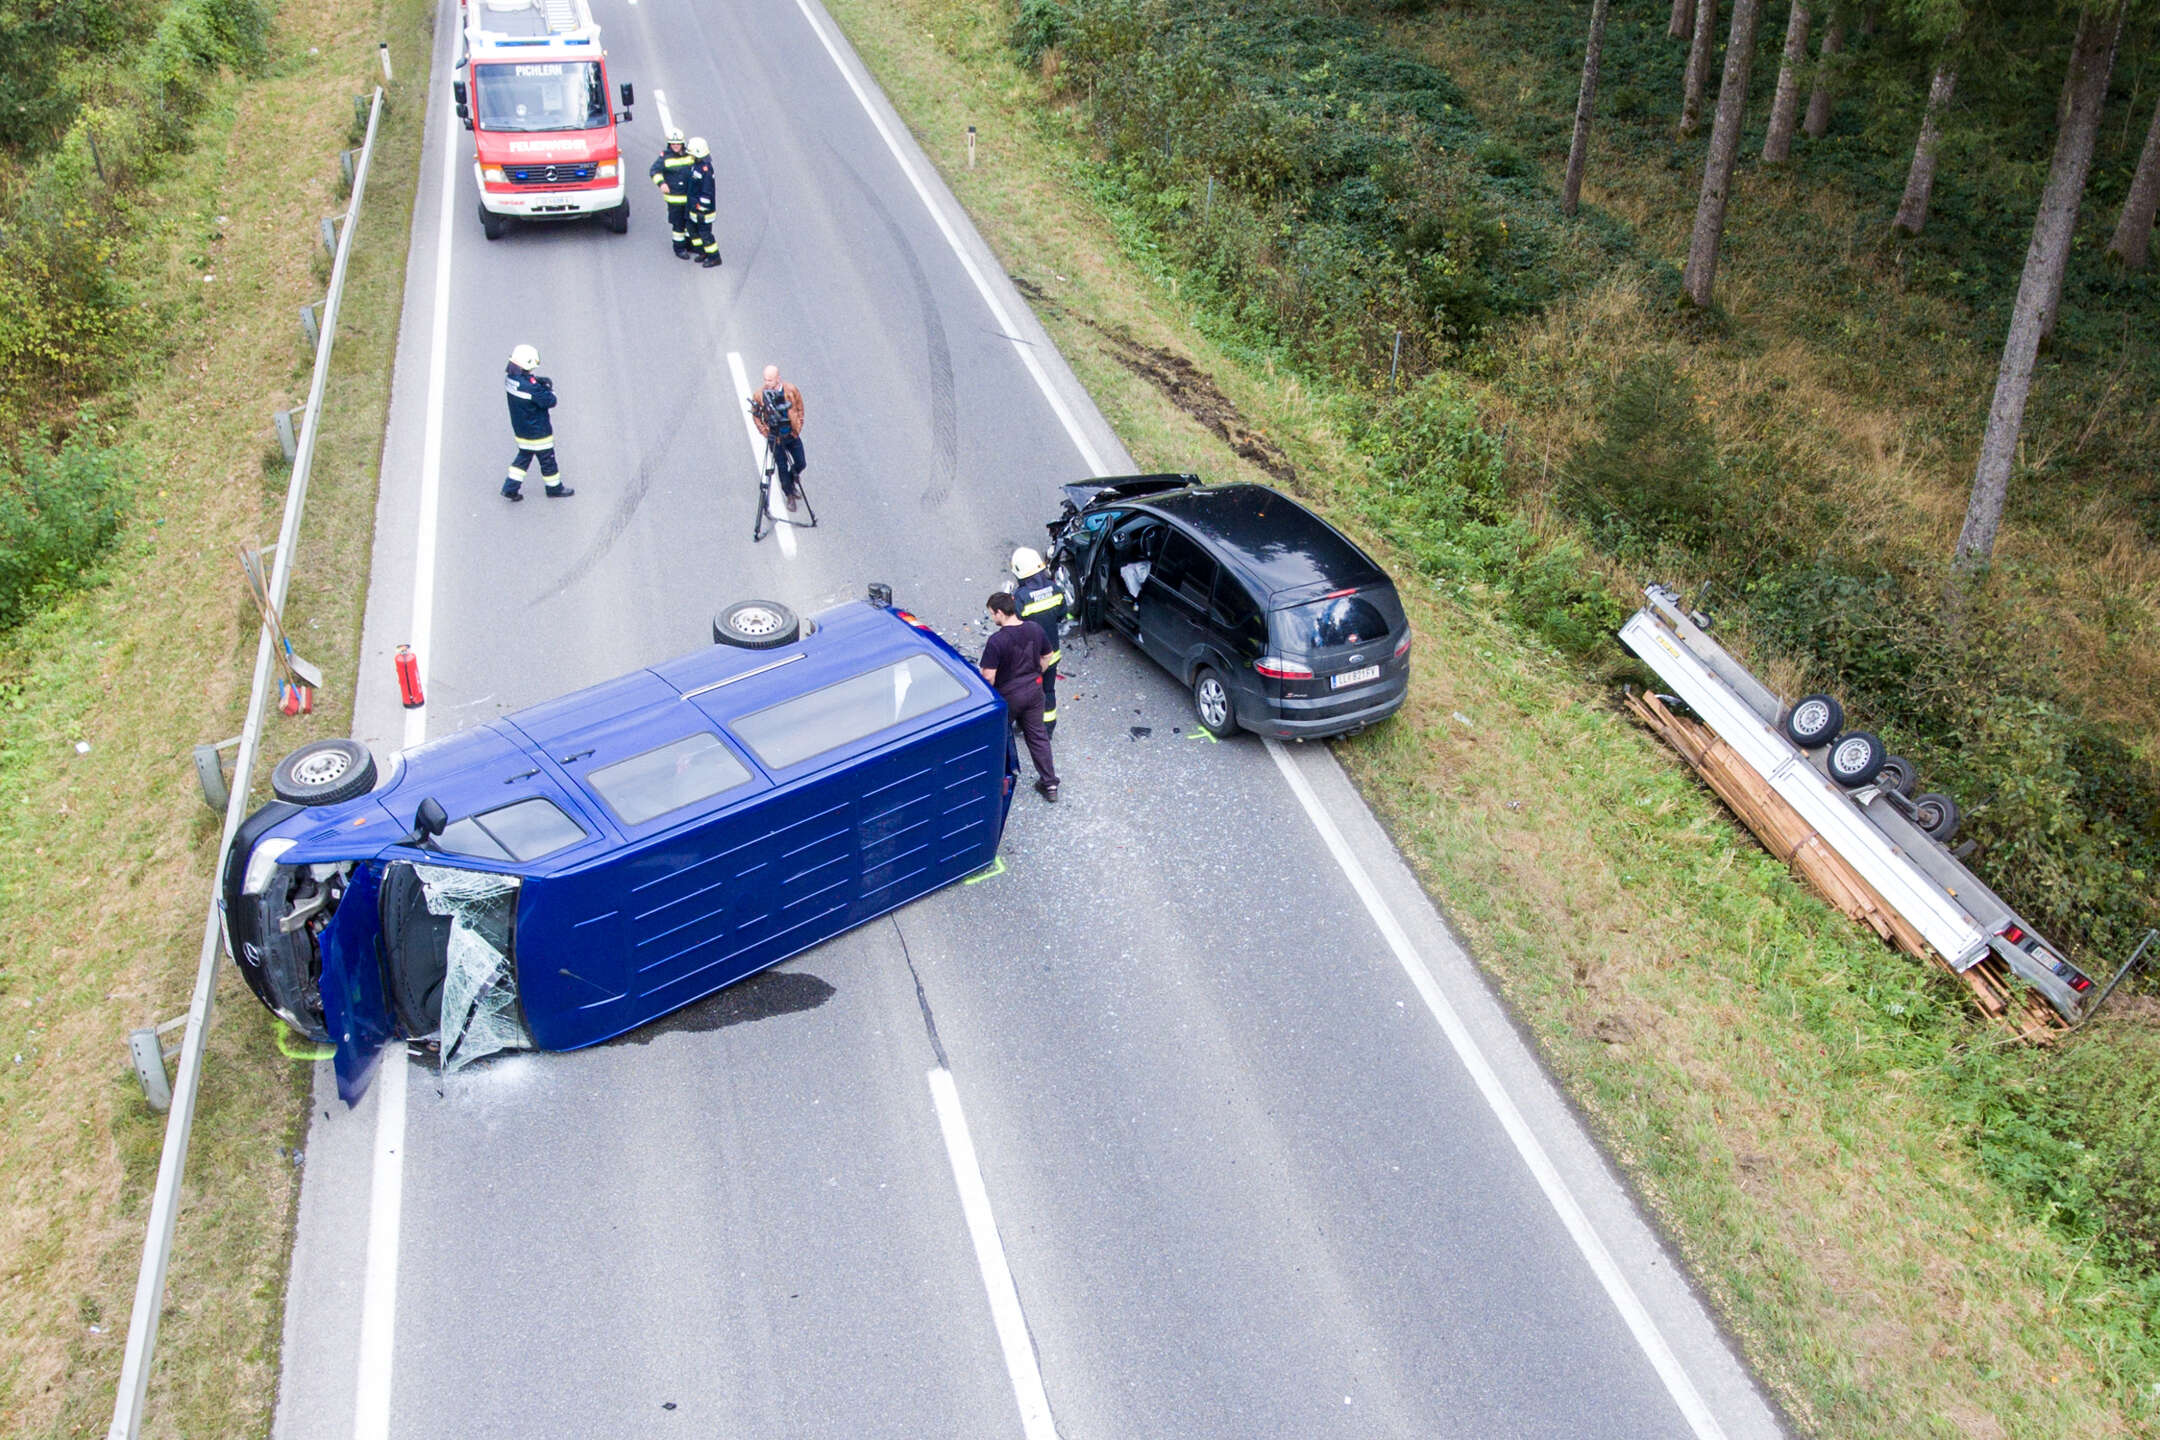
[300,301,322,348]
[128,1030,173,1112]
[353,94,369,131]
[274,409,297,461]
[340,148,356,186]
[319,214,342,253]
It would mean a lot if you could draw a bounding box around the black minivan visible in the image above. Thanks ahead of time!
[1047,476,1410,739]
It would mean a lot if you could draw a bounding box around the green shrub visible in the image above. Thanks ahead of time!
[1011,0,1072,66]
[1563,354,1724,551]
[0,430,135,631]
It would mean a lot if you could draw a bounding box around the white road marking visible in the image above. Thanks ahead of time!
[1263,740,1728,1440]
[789,0,1109,475]
[353,13,463,1437]
[654,87,674,139]
[727,350,796,558]
[927,1068,1059,1440]
[351,1051,409,1440]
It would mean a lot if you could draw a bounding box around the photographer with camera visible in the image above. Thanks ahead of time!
[748,364,807,512]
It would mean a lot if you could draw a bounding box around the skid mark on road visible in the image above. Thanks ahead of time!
[828,146,957,509]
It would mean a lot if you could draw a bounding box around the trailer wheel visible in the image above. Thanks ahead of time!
[713,600,801,649]
[270,739,378,806]
[1827,730,1887,788]
[1782,693,1843,748]
[1877,754,1918,797]
[478,202,507,241]
[1911,793,1960,841]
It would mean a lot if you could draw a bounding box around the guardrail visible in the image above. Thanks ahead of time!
[106,83,388,1440]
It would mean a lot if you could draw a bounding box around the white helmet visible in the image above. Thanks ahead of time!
[508,343,540,370]
[687,136,710,159]
[665,127,684,145]
[1011,546,1046,579]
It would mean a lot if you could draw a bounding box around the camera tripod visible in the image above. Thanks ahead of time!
[751,438,818,543]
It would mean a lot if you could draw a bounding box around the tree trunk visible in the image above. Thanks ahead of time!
[1803,11,1845,137]
[2107,93,2160,268]
[1682,0,1720,136]
[1683,0,1767,306]
[1671,0,1696,41]
[1763,3,1813,162]
[1956,3,2125,569]
[1564,0,1613,215]
[1893,65,1957,234]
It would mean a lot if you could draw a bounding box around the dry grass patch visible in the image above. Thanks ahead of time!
[0,2,430,1435]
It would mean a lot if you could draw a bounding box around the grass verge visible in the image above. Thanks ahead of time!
[0,1,430,1434]
[822,1,2158,1434]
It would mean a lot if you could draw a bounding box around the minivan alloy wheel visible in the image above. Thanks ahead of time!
[1193,667,1236,737]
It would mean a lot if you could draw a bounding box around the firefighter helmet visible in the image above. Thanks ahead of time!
[665,127,685,146]
[687,136,710,158]
[509,343,540,371]
[1011,547,1047,579]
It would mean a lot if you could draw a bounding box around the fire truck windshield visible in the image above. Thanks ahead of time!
[473,60,608,132]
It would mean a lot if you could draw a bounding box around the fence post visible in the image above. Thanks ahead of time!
[1389,330,1403,388]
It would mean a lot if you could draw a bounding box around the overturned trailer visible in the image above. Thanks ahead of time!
[1620,585,2151,1037]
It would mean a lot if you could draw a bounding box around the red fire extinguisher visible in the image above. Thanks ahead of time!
[394,644,425,709]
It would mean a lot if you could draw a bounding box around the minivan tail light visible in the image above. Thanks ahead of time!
[1255,657,1312,679]
[1393,629,1412,658]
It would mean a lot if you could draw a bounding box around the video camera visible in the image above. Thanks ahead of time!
[749,392,792,438]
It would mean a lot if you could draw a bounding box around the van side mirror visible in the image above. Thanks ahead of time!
[619,81,634,106]
[453,80,467,105]
[409,797,448,846]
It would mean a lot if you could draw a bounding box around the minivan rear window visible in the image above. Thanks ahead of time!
[731,654,969,771]
[437,797,587,863]
[587,732,753,826]
[1279,594,1390,650]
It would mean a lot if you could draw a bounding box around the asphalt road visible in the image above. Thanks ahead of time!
[269,2,1787,1437]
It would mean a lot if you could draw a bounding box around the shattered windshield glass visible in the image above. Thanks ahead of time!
[413,865,530,1075]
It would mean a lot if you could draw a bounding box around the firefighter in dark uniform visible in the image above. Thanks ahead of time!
[649,128,694,258]
[502,344,572,500]
[684,136,721,267]
[1011,547,1068,734]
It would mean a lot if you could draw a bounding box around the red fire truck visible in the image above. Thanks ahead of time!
[453,0,634,239]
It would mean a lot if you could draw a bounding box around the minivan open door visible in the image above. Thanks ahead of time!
[316,861,396,1105]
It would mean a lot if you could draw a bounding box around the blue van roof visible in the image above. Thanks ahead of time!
[273,602,998,868]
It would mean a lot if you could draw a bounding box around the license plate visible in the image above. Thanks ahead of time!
[1331,665,1380,690]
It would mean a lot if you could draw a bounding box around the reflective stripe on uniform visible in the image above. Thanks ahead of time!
[513,434,552,448]
[1042,649,1061,665]
[1020,594,1059,616]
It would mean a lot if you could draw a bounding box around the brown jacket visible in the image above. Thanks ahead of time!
[751,381,805,438]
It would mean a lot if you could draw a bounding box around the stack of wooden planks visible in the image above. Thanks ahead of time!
[1624,688,2064,1041]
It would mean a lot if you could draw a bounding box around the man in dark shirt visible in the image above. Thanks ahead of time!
[980,591,1059,802]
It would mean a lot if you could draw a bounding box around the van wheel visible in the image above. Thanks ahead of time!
[602,199,629,234]
[1911,792,1960,842]
[478,202,507,240]
[1827,730,1886,788]
[271,739,378,806]
[1192,667,1238,738]
[1782,693,1843,748]
[714,599,801,649]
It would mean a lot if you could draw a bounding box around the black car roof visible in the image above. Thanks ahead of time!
[1140,484,1387,600]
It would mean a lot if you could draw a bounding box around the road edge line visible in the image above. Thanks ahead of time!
[1264,738,1729,1440]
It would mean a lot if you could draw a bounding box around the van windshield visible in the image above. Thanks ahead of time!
[472,60,608,132]
[731,655,970,770]
[1278,594,1390,651]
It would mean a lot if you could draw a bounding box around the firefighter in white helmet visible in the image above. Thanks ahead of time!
[684,137,721,268]
[649,127,694,258]
[502,344,572,500]
[1010,547,1068,733]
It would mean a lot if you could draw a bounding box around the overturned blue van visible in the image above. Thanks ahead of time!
[221,592,1016,1103]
